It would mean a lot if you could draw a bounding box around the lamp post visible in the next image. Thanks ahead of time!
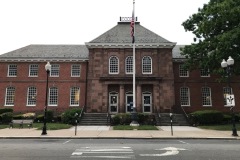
[221,56,238,137]
[42,62,51,135]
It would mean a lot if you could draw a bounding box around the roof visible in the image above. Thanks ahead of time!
[86,22,176,48]
[172,45,185,59]
[0,45,89,61]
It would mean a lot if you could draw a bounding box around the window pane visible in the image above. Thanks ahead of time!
[49,87,58,106]
[200,69,210,77]
[180,87,190,106]
[202,87,212,106]
[142,56,152,74]
[109,56,119,74]
[50,64,60,77]
[5,87,15,106]
[71,64,81,77]
[179,64,189,77]
[29,64,39,77]
[27,87,37,106]
[8,64,17,77]
[223,87,232,106]
[70,87,80,106]
[125,56,133,74]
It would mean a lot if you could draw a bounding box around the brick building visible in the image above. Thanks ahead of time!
[0,20,239,114]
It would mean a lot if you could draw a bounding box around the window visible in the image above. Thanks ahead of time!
[179,64,189,77]
[142,56,152,74]
[29,64,39,77]
[223,87,232,106]
[70,87,80,106]
[8,64,17,77]
[27,87,37,106]
[202,87,212,106]
[109,56,119,74]
[180,87,190,106]
[49,87,58,106]
[5,87,15,106]
[50,64,60,77]
[125,56,133,74]
[71,64,81,77]
[200,69,210,77]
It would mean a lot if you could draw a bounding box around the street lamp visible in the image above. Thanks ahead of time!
[221,56,238,136]
[42,62,51,135]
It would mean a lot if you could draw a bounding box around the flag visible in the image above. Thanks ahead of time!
[130,0,135,43]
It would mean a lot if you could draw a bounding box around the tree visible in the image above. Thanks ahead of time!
[181,0,240,75]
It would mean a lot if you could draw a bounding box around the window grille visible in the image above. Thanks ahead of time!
[202,87,212,106]
[180,87,190,106]
[142,56,152,74]
[109,56,119,74]
[5,87,15,106]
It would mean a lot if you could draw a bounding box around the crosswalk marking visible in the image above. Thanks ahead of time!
[71,146,134,159]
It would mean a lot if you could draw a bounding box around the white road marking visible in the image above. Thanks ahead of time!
[178,140,189,144]
[63,140,71,144]
[140,147,187,157]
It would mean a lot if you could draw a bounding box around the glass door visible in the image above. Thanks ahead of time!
[126,93,133,112]
[109,93,118,113]
[142,93,152,113]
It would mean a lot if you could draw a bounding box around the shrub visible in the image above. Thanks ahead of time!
[0,112,13,124]
[61,108,82,125]
[223,114,232,124]
[0,108,13,114]
[190,110,224,125]
[13,114,23,119]
[22,112,36,119]
[35,114,44,122]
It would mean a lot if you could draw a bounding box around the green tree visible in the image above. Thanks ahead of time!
[181,0,240,75]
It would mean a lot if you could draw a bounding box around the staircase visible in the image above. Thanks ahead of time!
[155,113,189,126]
[79,113,109,126]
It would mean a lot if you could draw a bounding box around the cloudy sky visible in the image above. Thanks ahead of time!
[0,0,210,54]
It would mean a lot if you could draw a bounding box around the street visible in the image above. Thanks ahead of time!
[0,139,239,160]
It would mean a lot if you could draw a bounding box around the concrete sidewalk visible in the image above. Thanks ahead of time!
[0,126,239,139]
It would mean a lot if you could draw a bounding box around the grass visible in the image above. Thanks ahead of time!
[198,123,240,131]
[0,123,72,130]
[113,125,159,130]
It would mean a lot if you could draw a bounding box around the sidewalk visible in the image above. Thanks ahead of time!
[0,126,239,139]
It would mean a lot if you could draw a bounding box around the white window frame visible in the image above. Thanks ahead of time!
[180,87,190,106]
[48,87,58,106]
[5,87,15,106]
[179,64,189,77]
[202,87,212,106]
[200,69,210,77]
[125,56,133,74]
[223,87,232,106]
[71,64,81,77]
[29,64,39,77]
[8,64,17,77]
[27,86,37,106]
[50,64,60,77]
[70,87,80,106]
[109,56,119,74]
[142,56,152,74]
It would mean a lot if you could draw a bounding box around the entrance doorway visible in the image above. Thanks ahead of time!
[109,93,118,113]
[142,93,152,113]
[126,93,133,112]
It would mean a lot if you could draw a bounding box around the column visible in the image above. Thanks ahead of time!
[119,85,124,113]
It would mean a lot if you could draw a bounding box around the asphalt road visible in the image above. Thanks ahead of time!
[0,139,239,160]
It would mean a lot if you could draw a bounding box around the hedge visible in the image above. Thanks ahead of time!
[0,108,13,114]
[61,108,82,125]
[0,112,13,124]
[189,110,224,125]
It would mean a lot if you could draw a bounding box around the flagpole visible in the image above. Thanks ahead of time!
[130,0,139,126]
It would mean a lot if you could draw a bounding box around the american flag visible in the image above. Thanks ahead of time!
[130,1,135,43]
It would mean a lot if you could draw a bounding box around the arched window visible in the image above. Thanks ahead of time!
[70,87,80,106]
[142,56,152,74]
[109,56,119,74]
[125,56,133,74]
[5,86,15,106]
[27,86,37,106]
[49,87,58,106]
[180,87,190,106]
[202,87,212,106]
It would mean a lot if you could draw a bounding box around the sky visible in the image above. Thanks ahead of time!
[0,0,210,54]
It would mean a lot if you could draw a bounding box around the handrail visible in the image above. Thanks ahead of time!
[180,105,189,119]
[107,112,111,126]
[79,105,86,119]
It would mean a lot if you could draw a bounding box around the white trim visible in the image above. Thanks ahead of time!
[142,56,152,74]
[109,56,119,74]
[109,92,118,113]
[180,87,191,107]
[142,92,152,113]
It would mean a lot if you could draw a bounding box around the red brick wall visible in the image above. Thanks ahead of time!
[0,61,87,114]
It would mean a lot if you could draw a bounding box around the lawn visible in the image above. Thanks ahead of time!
[0,123,72,130]
[113,125,159,130]
[198,124,240,131]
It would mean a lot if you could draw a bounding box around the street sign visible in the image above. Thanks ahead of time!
[226,95,235,107]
